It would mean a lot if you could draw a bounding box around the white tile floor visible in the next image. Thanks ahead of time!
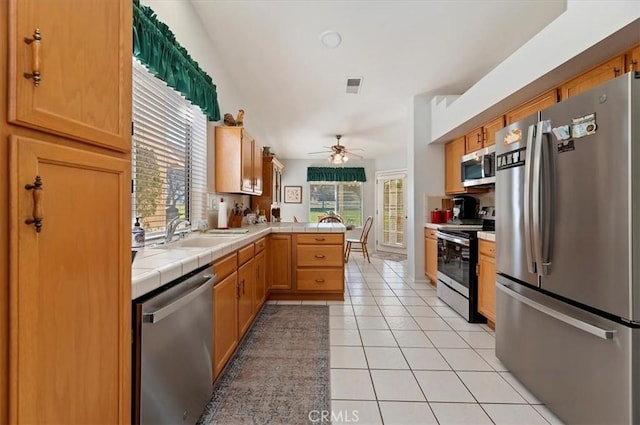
[269,255,566,425]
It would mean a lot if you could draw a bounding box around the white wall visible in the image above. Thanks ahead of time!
[431,2,640,143]
[406,95,445,281]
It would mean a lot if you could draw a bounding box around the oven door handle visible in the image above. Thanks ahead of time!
[436,231,470,246]
[143,274,215,324]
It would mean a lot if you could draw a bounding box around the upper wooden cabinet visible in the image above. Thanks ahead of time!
[9,136,131,424]
[506,89,558,124]
[464,116,505,153]
[559,55,625,100]
[251,156,284,221]
[464,127,483,153]
[626,45,640,73]
[214,126,263,195]
[8,0,132,152]
[445,137,465,194]
[483,116,505,147]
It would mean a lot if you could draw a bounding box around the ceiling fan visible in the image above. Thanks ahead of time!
[308,135,364,164]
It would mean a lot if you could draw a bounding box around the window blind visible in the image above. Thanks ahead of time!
[132,59,207,234]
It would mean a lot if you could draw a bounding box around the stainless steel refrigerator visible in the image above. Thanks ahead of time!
[495,72,640,425]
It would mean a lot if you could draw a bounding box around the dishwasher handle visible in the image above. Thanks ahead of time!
[143,273,215,324]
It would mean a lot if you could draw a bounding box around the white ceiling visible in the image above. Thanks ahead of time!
[191,0,566,160]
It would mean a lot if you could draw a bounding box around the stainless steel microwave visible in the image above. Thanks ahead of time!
[461,145,496,187]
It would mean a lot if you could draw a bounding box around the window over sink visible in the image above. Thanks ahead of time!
[132,59,207,234]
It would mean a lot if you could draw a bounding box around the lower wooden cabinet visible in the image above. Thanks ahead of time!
[296,269,343,291]
[254,249,266,309]
[293,233,344,298]
[213,270,239,379]
[267,234,292,290]
[9,137,131,423]
[424,228,438,285]
[477,239,496,327]
[237,258,255,337]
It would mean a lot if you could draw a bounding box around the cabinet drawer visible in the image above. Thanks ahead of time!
[213,253,237,282]
[479,240,496,258]
[254,237,266,253]
[297,245,343,267]
[424,228,437,239]
[297,269,344,291]
[297,233,343,245]
[238,243,255,265]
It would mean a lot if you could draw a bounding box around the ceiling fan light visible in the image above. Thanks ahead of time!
[342,155,349,162]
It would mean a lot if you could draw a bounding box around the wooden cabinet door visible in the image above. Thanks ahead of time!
[478,254,496,324]
[254,250,266,310]
[506,89,557,124]
[9,136,131,424]
[464,127,483,153]
[483,116,505,147]
[237,258,255,337]
[626,45,640,73]
[241,131,253,193]
[267,234,292,290]
[560,55,625,100]
[8,0,131,152]
[444,137,465,194]
[253,141,263,195]
[425,236,438,285]
[213,271,238,379]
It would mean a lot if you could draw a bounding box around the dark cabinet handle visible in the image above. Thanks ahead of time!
[315,237,325,241]
[614,67,621,77]
[314,254,326,259]
[315,279,325,283]
[25,176,43,232]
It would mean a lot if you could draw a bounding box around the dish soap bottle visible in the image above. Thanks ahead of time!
[132,217,145,249]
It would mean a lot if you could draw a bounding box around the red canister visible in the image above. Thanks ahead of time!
[444,209,454,223]
[431,209,443,224]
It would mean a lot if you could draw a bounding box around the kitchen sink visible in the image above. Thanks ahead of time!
[153,236,238,249]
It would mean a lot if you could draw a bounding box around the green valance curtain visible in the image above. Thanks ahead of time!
[133,0,220,121]
[307,167,367,182]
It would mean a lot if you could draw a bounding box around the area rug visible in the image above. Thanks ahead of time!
[371,250,408,262]
[198,305,330,425]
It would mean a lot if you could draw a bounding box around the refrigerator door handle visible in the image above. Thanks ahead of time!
[531,122,545,276]
[523,124,537,274]
[496,281,616,340]
[539,121,554,275]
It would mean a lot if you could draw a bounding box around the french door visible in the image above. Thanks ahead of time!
[375,170,407,254]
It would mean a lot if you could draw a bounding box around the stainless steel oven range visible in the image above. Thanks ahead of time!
[436,227,486,323]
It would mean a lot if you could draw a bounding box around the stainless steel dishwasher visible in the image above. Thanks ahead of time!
[133,265,215,424]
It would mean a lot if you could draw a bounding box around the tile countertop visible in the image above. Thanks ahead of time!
[478,231,495,242]
[131,222,346,300]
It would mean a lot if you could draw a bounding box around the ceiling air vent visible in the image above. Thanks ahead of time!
[346,77,363,94]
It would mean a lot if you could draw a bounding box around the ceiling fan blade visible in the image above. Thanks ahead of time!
[308,150,332,154]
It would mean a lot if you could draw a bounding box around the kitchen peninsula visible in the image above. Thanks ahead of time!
[132,222,346,301]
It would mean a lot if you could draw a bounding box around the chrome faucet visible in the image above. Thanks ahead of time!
[165,216,191,243]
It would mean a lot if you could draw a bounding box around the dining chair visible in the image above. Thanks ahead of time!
[319,214,343,223]
[344,216,374,263]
